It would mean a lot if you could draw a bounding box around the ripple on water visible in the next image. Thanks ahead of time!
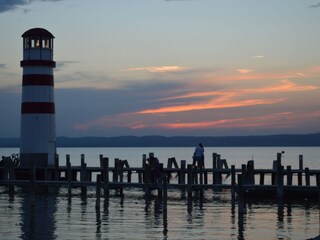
[0,186,319,239]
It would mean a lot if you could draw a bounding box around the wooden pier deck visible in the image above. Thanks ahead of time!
[1,152,320,213]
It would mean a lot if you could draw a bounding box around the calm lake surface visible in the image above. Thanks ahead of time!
[0,147,319,239]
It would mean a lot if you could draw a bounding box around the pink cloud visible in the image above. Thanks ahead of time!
[123,66,186,73]
[73,65,320,133]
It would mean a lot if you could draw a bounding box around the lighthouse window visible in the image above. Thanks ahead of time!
[30,37,41,48]
[42,38,50,48]
[24,38,31,48]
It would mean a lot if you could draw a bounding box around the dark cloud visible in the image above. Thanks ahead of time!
[0,0,26,13]
[0,0,62,13]
[309,2,320,8]
[0,64,6,68]
[56,61,80,69]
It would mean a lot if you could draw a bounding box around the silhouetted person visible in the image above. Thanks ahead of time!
[193,143,204,168]
[147,154,161,183]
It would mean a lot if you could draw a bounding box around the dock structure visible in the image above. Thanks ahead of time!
[1,152,320,212]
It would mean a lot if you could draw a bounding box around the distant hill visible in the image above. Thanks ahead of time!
[1,133,320,147]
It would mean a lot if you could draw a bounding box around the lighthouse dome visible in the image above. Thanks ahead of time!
[22,28,54,38]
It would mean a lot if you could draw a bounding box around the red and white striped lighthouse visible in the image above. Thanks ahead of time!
[20,28,56,168]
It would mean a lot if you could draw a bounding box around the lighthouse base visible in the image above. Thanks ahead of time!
[17,153,54,181]
[19,153,49,168]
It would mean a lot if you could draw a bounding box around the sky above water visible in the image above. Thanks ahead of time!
[0,0,320,137]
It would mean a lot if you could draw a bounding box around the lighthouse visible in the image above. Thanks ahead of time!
[20,28,56,168]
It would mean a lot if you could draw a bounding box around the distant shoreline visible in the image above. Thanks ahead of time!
[1,133,320,147]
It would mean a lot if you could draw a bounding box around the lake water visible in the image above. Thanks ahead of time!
[0,147,320,239]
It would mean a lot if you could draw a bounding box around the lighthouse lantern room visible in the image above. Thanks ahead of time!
[20,28,56,168]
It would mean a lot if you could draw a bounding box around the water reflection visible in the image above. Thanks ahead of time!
[95,207,101,240]
[0,187,318,239]
[20,189,57,240]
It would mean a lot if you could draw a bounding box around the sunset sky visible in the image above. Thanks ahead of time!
[0,0,320,137]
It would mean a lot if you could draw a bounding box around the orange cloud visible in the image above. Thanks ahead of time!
[139,79,318,114]
[237,69,254,74]
[123,66,185,73]
[144,112,298,130]
[137,98,285,114]
[242,79,319,94]
[73,65,320,132]
[163,79,319,103]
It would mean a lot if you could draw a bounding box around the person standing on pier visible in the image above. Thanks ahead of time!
[193,143,204,168]
[147,154,161,183]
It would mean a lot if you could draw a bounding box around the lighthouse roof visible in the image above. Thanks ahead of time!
[22,28,54,38]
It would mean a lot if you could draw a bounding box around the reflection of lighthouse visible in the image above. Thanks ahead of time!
[20,28,56,168]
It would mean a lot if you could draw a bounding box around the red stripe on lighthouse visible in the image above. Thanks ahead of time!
[21,102,55,114]
[23,75,54,86]
[20,60,56,68]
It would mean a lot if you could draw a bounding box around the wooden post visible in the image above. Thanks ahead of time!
[305,167,310,186]
[286,166,292,186]
[212,153,217,168]
[317,174,320,205]
[162,173,168,212]
[247,160,255,184]
[316,173,320,187]
[241,164,247,184]
[204,171,208,185]
[277,165,284,199]
[96,174,101,210]
[167,157,173,181]
[212,153,217,184]
[259,173,265,185]
[81,156,87,196]
[180,160,186,197]
[231,165,236,199]
[237,174,246,214]
[179,160,186,184]
[113,158,119,183]
[99,154,103,167]
[298,155,303,186]
[139,154,147,184]
[276,152,283,198]
[157,164,164,200]
[122,160,131,183]
[272,160,277,185]
[127,169,132,183]
[138,171,143,184]
[199,159,204,186]
[67,157,72,197]
[54,154,59,181]
[187,164,193,213]
[102,158,109,201]
[162,173,168,235]
[143,154,147,168]
[119,160,124,196]
[193,166,198,185]
[144,164,151,198]
[119,160,124,183]
[217,154,222,184]
[277,152,282,168]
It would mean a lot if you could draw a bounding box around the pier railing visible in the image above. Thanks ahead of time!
[1,152,320,211]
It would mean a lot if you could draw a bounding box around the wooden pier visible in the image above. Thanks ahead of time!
[1,152,320,213]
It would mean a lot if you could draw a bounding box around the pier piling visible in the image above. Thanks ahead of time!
[1,151,319,213]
